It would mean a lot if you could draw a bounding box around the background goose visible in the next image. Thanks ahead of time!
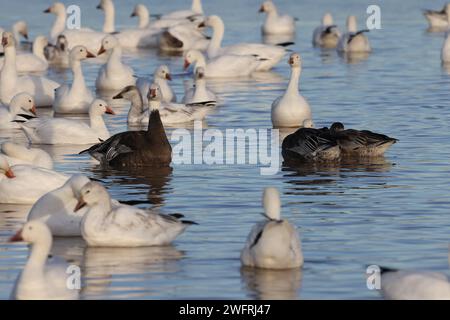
[0,32,59,107]
[159,19,211,52]
[80,84,172,167]
[0,92,36,129]
[0,21,28,54]
[312,13,341,48]
[45,35,70,67]
[337,16,371,53]
[241,187,303,269]
[137,65,176,104]
[0,155,68,204]
[259,1,295,35]
[9,221,79,300]
[330,122,398,157]
[201,15,289,71]
[182,67,217,105]
[132,4,150,29]
[0,36,48,73]
[53,46,96,114]
[184,49,261,78]
[424,3,450,29]
[95,35,136,92]
[271,53,312,128]
[161,0,204,20]
[21,99,115,145]
[442,33,450,63]
[1,142,53,169]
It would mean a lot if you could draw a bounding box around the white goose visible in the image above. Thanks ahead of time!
[201,15,289,71]
[241,187,303,269]
[1,142,53,169]
[137,65,176,104]
[160,0,204,20]
[424,3,450,29]
[0,32,59,107]
[312,13,341,48]
[132,4,150,29]
[53,46,96,114]
[0,93,36,129]
[271,53,312,128]
[259,1,296,35]
[337,16,371,53]
[96,35,136,92]
[159,18,210,52]
[0,155,68,204]
[182,67,217,105]
[0,36,48,73]
[442,33,450,64]
[21,99,115,145]
[184,49,261,78]
[0,21,29,49]
[75,181,197,247]
[9,221,79,300]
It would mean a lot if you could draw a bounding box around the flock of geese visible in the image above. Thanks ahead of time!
[0,0,448,300]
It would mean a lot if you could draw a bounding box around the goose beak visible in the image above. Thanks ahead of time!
[184,59,190,70]
[149,89,157,98]
[30,105,37,116]
[9,229,23,242]
[74,197,87,212]
[5,169,15,179]
[105,106,115,115]
[289,57,294,65]
[44,8,51,13]
[166,73,172,81]
[86,51,96,58]
[97,45,106,55]
[259,6,265,13]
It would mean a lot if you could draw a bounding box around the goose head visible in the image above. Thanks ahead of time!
[44,2,65,15]
[195,67,206,80]
[9,220,52,244]
[154,65,172,81]
[74,181,110,211]
[322,13,334,26]
[199,15,223,29]
[347,15,358,33]
[0,155,15,179]
[1,32,15,49]
[263,187,281,221]
[147,83,162,110]
[9,92,36,116]
[259,1,276,14]
[113,85,140,101]
[96,0,113,11]
[65,174,90,198]
[131,4,150,28]
[288,53,302,68]
[97,35,119,55]
[89,99,115,117]
[303,119,314,128]
[330,122,345,134]
[56,35,68,52]
[70,45,96,62]
[184,50,203,70]
[12,21,28,40]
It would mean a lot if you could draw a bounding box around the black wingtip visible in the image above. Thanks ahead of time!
[169,213,185,219]
[182,220,198,225]
[276,41,295,47]
[17,114,37,120]
[11,120,26,123]
[379,266,398,274]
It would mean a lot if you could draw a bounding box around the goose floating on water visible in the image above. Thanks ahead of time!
[337,16,371,53]
[259,1,295,36]
[312,13,341,49]
[424,3,450,29]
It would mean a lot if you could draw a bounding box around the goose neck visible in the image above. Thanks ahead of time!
[192,0,203,14]
[208,20,224,58]
[128,92,145,119]
[107,46,122,68]
[286,66,301,95]
[89,112,108,134]
[51,10,66,42]
[103,3,115,33]
[70,60,87,92]
[2,46,17,77]
[138,11,150,29]
[24,235,52,274]
[33,41,47,61]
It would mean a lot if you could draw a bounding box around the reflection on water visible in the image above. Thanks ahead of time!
[338,51,370,64]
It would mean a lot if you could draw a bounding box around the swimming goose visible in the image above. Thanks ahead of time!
[241,187,303,269]
[0,36,48,73]
[282,120,341,162]
[21,99,115,145]
[161,0,204,20]
[9,221,79,300]
[0,32,59,107]
[0,155,68,204]
[0,92,36,129]
[159,18,210,52]
[312,13,341,48]
[53,46,96,114]
[137,65,176,103]
[80,84,172,167]
[259,1,296,35]
[75,181,196,247]
[95,35,136,92]
[200,15,289,71]
[329,122,398,157]
[271,53,312,128]
[184,49,261,78]
[1,142,53,169]
[424,3,450,29]
[379,266,450,300]
[113,85,211,125]
[337,16,371,53]
[182,67,217,105]
[45,35,70,67]
[132,4,150,29]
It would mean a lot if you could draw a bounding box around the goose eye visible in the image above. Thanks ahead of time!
[99,104,103,107]
[28,100,31,103]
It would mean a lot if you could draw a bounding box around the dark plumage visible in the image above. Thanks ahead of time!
[348,29,370,44]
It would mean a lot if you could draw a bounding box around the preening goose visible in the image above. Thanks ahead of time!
[1,142,52,169]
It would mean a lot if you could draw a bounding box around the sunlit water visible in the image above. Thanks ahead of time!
[1,0,450,300]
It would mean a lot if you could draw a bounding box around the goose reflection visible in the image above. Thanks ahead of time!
[51,237,85,266]
[339,51,370,64]
[241,267,302,300]
[0,204,30,230]
[80,245,184,299]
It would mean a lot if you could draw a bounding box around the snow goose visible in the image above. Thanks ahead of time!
[97,0,115,33]
[0,155,68,204]
[337,16,371,53]
[182,67,217,105]
[113,84,211,125]
[159,18,210,52]
[184,49,261,78]
[0,36,49,73]
[137,65,176,104]
[241,187,303,269]
[161,0,204,20]
[442,33,450,64]
[282,122,341,163]
[0,32,59,107]
[45,34,70,67]
[132,4,150,29]
[312,13,341,49]
[0,92,36,129]
[329,122,398,157]
[53,46,96,114]
[95,35,136,92]
[75,181,196,247]
[0,21,28,51]
[80,84,172,167]
[9,221,79,300]
[379,266,450,300]
[424,3,450,29]
[259,1,296,35]
[1,142,53,169]
[200,15,289,71]
[21,99,115,145]
[271,53,312,128]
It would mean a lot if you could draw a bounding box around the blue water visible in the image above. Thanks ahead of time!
[1,0,450,299]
